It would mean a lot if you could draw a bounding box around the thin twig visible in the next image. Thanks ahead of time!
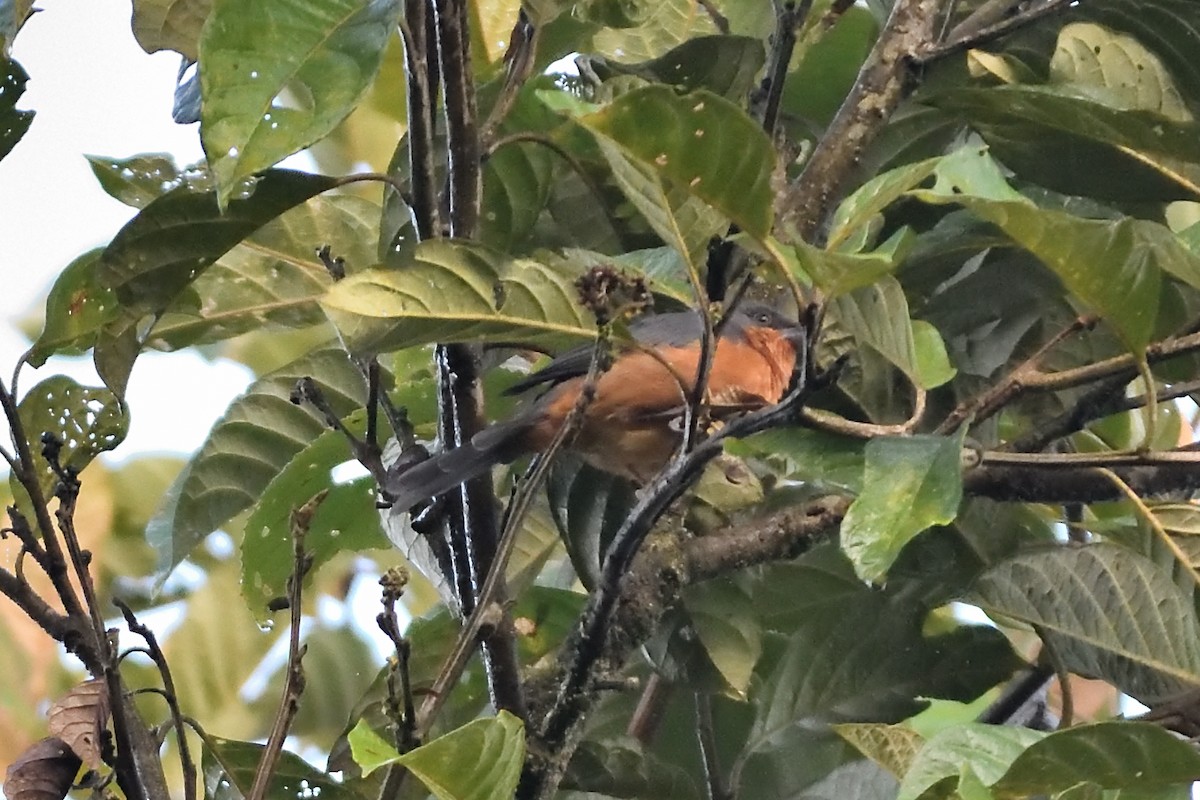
[0,378,87,627]
[800,387,926,438]
[247,491,324,800]
[936,315,1095,435]
[695,692,732,800]
[1037,627,1073,729]
[917,0,1079,64]
[480,9,538,147]
[981,448,1200,469]
[114,598,196,800]
[625,672,670,743]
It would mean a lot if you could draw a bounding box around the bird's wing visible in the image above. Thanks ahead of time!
[503,310,709,396]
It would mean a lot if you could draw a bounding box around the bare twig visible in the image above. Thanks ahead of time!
[247,491,323,800]
[918,0,1079,64]
[936,315,1095,435]
[625,672,670,743]
[0,379,87,628]
[114,598,196,800]
[695,692,732,800]
[480,9,538,147]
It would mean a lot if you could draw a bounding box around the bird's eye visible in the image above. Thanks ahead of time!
[757,311,771,324]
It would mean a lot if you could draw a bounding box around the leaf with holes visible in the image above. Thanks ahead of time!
[26,250,119,366]
[0,57,33,163]
[86,152,204,208]
[242,423,386,617]
[350,711,525,800]
[199,0,401,205]
[150,194,379,350]
[98,169,336,313]
[10,376,128,506]
[967,544,1200,704]
[579,85,775,241]
[321,239,595,355]
[147,348,366,577]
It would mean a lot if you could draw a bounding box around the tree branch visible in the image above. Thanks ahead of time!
[433,0,527,722]
[917,0,1079,64]
[778,0,944,244]
[518,494,849,799]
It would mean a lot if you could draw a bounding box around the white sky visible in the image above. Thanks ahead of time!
[1,0,253,457]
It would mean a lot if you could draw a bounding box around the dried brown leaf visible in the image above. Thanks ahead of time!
[3,737,81,800]
[46,679,109,768]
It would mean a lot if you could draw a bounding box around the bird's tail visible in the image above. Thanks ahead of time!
[385,418,533,511]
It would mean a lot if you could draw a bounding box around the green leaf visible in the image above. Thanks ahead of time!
[242,424,386,616]
[928,85,1200,201]
[199,0,401,205]
[148,348,367,577]
[730,427,865,493]
[583,34,766,99]
[683,577,762,698]
[9,376,128,505]
[131,0,212,60]
[200,733,362,800]
[796,227,914,298]
[0,56,33,162]
[563,737,699,799]
[833,723,925,780]
[86,152,206,209]
[829,156,939,249]
[913,183,1200,353]
[321,239,595,355]
[591,0,721,61]
[26,250,119,366]
[967,544,1200,704]
[829,276,955,390]
[841,433,965,583]
[579,85,775,240]
[1065,0,1200,115]
[749,594,1017,755]
[1050,22,1192,122]
[896,723,1045,800]
[994,722,1200,796]
[151,194,380,350]
[350,712,525,800]
[547,455,637,589]
[98,169,337,313]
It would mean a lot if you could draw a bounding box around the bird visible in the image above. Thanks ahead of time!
[384,303,807,510]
